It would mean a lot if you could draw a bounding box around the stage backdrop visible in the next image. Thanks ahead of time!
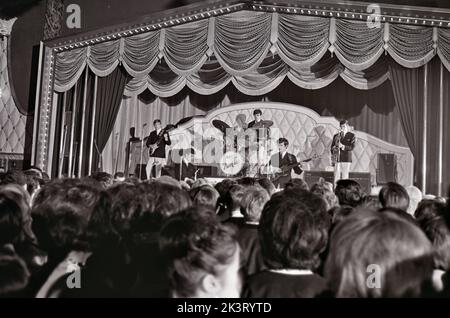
[38,5,450,194]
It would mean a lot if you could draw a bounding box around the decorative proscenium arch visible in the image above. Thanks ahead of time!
[169,102,414,187]
[32,0,448,179]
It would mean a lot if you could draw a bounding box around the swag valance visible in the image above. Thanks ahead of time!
[54,10,450,95]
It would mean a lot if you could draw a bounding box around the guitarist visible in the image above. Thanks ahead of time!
[146,119,171,178]
[269,138,303,188]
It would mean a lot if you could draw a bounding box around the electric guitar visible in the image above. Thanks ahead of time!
[272,154,322,178]
[147,124,176,156]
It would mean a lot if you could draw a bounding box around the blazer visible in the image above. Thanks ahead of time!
[269,152,303,175]
[331,132,355,163]
[146,130,171,158]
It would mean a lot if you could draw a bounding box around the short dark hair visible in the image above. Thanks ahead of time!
[253,109,262,116]
[420,216,450,270]
[259,190,328,270]
[31,180,102,254]
[0,193,24,245]
[0,253,30,297]
[339,120,348,126]
[0,171,26,187]
[415,200,444,224]
[379,182,409,211]
[159,206,239,297]
[335,179,364,207]
[153,119,161,125]
[284,178,309,192]
[89,172,114,189]
[278,138,289,147]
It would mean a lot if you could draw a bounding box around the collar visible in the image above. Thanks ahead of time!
[231,210,244,218]
[269,269,314,275]
[281,151,287,158]
[245,221,259,226]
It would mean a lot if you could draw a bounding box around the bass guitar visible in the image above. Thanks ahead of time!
[271,154,321,187]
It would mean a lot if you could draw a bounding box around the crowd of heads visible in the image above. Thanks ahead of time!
[0,166,449,298]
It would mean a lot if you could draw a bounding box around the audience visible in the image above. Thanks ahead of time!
[1,165,449,299]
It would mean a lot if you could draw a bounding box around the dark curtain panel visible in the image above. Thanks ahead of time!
[92,67,128,172]
[390,57,450,195]
[388,59,424,188]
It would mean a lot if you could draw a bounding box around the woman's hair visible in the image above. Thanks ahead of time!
[159,206,239,298]
[259,190,329,271]
[335,179,364,207]
[379,182,410,211]
[325,208,433,298]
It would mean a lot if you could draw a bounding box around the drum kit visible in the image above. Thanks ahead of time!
[212,117,274,177]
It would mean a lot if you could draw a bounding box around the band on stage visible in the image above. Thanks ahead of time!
[125,109,356,188]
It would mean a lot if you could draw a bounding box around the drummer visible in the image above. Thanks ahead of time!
[247,109,263,129]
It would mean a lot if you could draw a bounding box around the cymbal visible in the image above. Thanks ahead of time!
[252,120,274,129]
[212,120,230,134]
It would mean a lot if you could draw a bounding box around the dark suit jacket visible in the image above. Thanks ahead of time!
[237,223,266,277]
[146,130,171,158]
[242,271,327,298]
[270,152,303,175]
[331,132,355,163]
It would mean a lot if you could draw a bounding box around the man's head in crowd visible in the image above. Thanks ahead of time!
[190,185,220,210]
[253,109,262,123]
[334,179,364,207]
[0,184,35,245]
[310,178,338,210]
[159,206,241,298]
[259,190,329,271]
[284,178,309,192]
[379,182,410,211]
[89,172,114,189]
[241,186,270,224]
[257,178,276,197]
[31,179,102,257]
[325,209,434,298]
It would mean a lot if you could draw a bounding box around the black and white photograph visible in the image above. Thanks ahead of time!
[1,0,450,302]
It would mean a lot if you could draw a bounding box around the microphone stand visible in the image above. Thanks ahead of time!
[139,124,148,180]
[94,140,102,172]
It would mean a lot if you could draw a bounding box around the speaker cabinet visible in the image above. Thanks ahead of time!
[377,153,397,184]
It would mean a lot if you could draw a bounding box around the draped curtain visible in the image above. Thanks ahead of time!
[91,67,128,173]
[53,12,450,96]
